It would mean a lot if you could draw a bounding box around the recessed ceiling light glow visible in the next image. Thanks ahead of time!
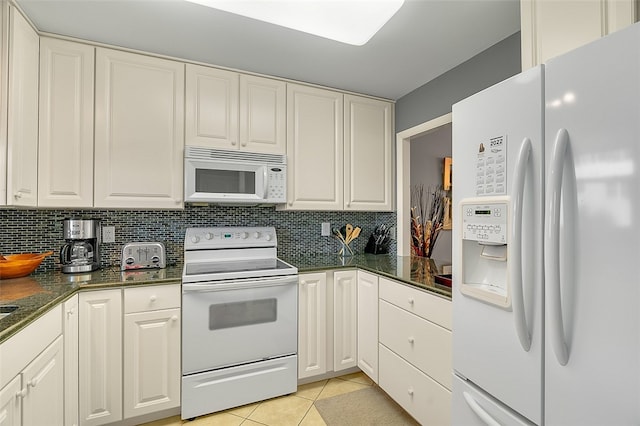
[184,0,405,46]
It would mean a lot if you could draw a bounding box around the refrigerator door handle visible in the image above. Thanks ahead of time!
[463,391,501,426]
[511,137,532,352]
[545,128,570,366]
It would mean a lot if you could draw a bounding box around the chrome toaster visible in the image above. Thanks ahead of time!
[121,242,166,270]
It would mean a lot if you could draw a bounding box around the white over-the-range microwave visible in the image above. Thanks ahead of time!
[184,147,287,205]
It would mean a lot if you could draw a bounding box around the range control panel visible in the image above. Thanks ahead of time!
[461,201,508,244]
[184,226,277,250]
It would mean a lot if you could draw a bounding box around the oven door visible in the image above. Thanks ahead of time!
[182,275,298,375]
[184,157,267,203]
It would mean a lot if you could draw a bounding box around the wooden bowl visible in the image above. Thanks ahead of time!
[0,251,53,279]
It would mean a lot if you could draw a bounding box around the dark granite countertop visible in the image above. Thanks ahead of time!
[0,266,183,343]
[286,254,452,299]
[1,254,451,344]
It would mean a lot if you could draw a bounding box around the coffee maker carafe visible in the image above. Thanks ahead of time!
[60,218,101,273]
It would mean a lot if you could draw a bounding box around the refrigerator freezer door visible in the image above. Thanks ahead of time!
[453,375,535,426]
[452,65,544,425]
[544,22,640,424]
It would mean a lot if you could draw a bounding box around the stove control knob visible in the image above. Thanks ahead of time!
[241,232,248,239]
[191,235,200,244]
[253,232,261,239]
[205,232,214,240]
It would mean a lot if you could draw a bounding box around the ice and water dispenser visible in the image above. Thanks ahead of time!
[459,196,511,308]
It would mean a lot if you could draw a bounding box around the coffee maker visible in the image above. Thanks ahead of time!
[60,218,101,273]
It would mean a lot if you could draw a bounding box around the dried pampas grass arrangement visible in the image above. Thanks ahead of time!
[410,184,445,258]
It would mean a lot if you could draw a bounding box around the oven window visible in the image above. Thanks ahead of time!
[195,169,256,194]
[209,299,277,330]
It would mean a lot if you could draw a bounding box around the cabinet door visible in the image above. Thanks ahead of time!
[357,270,378,383]
[0,2,8,206]
[333,270,357,372]
[123,308,180,418]
[64,295,79,426]
[79,289,122,426]
[6,7,38,206]
[521,0,637,69]
[22,336,64,426]
[286,84,343,210]
[344,95,393,211]
[240,75,286,154]
[0,375,21,426]
[94,48,184,208]
[298,272,328,379]
[38,38,94,207]
[185,64,238,149]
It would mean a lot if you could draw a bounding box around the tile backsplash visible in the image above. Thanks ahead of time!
[0,205,396,272]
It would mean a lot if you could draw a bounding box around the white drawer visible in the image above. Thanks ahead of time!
[124,284,180,314]
[379,277,451,330]
[379,344,451,426]
[379,300,452,390]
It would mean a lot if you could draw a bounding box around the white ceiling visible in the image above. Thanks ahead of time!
[16,0,521,100]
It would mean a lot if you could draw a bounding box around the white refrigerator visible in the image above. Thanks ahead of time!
[452,22,640,425]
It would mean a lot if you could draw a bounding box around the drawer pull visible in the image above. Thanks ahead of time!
[407,297,415,305]
[150,295,157,302]
[408,337,415,344]
[16,388,27,398]
[407,387,414,396]
[171,315,178,322]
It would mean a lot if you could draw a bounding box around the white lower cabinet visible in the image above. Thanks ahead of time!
[298,270,357,380]
[356,270,378,383]
[0,305,64,426]
[0,376,21,426]
[63,295,79,426]
[79,289,123,426]
[333,270,357,372]
[123,285,181,419]
[298,272,328,379]
[378,277,452,425]
[79,284,181,426]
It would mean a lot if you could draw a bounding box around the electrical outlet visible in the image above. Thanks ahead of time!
[321,222,331,236]
[102,226,116,243]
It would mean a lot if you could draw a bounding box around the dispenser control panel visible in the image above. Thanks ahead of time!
[462,202,508,245]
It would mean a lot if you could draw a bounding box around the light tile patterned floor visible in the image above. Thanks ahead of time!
[142,372,375,426]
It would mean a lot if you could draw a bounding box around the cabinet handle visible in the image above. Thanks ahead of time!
[301,281,306,286]
[171,315,178,322]
[407,298,415,305]
[14,191,22,200]
[231,140,237,146]
[150,295,157,302]
[408,337,415,344]
[407,388,414,396]
[67,307,75,318]
[16,388,27,398]
[27,379,37,388]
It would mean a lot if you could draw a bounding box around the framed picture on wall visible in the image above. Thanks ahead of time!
[443,156,452,190]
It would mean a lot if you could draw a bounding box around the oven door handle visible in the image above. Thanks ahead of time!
[182,276,298,293]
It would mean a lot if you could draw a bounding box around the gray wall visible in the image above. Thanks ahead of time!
[395,32,521,132]
[410,123,452,263]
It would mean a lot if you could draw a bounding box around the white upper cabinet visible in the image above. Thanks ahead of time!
[185,64,239,149]
[94,48,184,208]
[239,74,286,154]
[286,83,344,210]
[344,94,393,211]
[284,84,394,211]
[38,38,94,207]
[521,0,637,69]
[6,6,38,207]
[186,66,286,154]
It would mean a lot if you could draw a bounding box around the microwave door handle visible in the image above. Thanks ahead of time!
[263,167,269,199]
[183,276,297,293]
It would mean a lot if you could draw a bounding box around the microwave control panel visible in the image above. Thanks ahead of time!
[267,165,286,203]
[461,200,508,245]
